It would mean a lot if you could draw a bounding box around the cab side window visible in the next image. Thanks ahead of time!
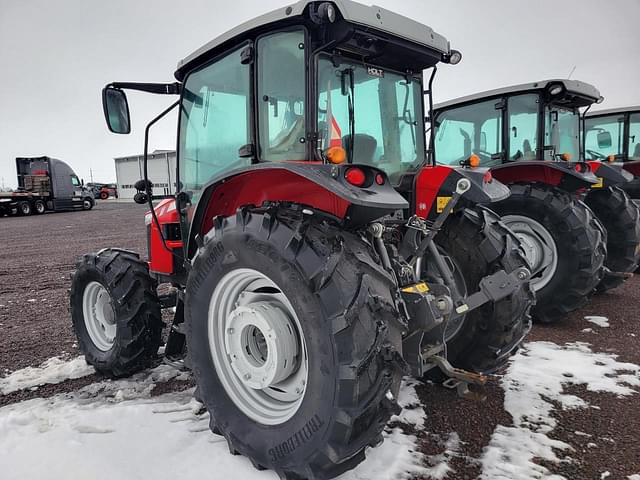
[508,94,539,161]
[629,113,640,160]
[179,47,251,204]
[257,30,306,161]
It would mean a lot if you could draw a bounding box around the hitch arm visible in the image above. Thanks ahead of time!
[455,267,531,315]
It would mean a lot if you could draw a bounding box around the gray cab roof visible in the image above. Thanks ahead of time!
[176,0,450,76]
[586,105,640,118]
[434,79,601,111]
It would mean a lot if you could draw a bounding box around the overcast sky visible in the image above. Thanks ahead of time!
[1,0,638,187]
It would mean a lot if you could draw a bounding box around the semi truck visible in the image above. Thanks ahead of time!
[0,156,95,216]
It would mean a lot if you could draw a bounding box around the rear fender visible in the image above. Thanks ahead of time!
[491,161,598,193]
[188,163,408,252]
[622,160,640,177]
[415,165,509,220]
[587,161,634,188]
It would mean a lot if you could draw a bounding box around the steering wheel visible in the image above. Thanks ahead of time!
[586,149,606,160]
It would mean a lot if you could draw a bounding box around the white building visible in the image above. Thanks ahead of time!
[114,150,177,199]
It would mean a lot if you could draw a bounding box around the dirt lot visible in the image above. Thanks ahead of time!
[0,201,148,373]
[0,201,638,479]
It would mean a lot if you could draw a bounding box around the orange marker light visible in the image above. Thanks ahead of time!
[469,154,480,168]
[606,155,616,162]
[560,152,572,161]
[326,146,347,164]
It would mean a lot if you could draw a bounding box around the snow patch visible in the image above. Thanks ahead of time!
[392,379,425,429]
[581,328,594,333]
[422,432,461,480]
[0,367,426,480]
[628,475,640,480]
[0,356,95,395]
[480,341,640,479]
[585,316,610,328]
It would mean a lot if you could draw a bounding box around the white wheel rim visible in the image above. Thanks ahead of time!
[36,203,45,213]
[82,281,116,351]
[502,215,558,292]
[84,200,91,209]
[208,268,308,426]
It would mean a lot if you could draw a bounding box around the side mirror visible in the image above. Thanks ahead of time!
[102,87,131,134]
[597,131,612,149]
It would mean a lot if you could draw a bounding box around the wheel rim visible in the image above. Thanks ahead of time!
[21,204,30,214]
[83,200,91,209]
[36,202,45,213]
[208,268,308,426]
[502,215,558,292]
[82,281,116,351]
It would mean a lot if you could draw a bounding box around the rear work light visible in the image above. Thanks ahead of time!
[375,173,385,185]
[345,167,366,187]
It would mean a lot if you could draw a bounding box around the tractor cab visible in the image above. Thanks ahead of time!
[432,79,600,166]
[585,106,640,199]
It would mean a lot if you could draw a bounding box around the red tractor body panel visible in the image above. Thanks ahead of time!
[414,165,454,218]
[199,170,352,235]
[623,160,640,177]
[146,198,183,275]
[491,163,564,187]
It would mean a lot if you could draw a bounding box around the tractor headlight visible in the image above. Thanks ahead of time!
[316,2,336,23]
[448,50,463,65]
[547,84,565,96]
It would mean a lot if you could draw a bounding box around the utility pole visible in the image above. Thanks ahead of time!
[90,168,94,183]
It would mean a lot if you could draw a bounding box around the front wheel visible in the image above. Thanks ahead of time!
[70,249,163,376]
[429,206,533,375]
[186,208,405,479]
[492,183,606,323]
[584,186,640,292]
[82,198,94,210]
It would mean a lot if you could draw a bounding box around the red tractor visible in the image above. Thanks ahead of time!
[70,2,532,478]
[584,106,640,200]
[430,79,640,323]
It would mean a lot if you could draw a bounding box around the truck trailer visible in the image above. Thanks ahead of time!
[0,157,95,216]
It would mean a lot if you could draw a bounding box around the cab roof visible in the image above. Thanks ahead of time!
[586,105,640,118]
[175,0,451,80]
[435,79,601,112]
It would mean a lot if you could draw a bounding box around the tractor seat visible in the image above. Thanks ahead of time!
[342,134,377,165]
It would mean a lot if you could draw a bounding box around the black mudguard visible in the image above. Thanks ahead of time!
[589,161,634,188]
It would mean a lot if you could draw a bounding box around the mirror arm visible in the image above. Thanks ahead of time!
[143,100,181,255]
[107,82,182,95]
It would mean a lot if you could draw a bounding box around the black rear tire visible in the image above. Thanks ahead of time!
[17,201,32,216]
[186,208,405,480]
[70,249,163,376]
[492,183,606,323]
[584,186,640,292]
[430,206,533,375]
[34,200,46,214]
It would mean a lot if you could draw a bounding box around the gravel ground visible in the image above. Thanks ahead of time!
[0,201,148,373]
[0,201,638,479]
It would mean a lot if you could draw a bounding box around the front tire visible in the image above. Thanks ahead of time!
[584,186,640,292]
[492,183,606,323]
[70,249,163,376]
[186,208,405,480]
[431,206,533,374]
